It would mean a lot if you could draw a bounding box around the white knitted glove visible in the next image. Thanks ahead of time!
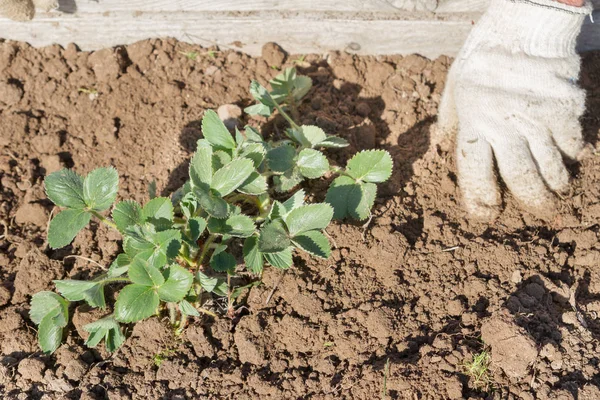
[0,0,57,21]
[438,0,593,221]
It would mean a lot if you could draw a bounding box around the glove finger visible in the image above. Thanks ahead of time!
[491,136,558,219]
[456,129,500,221]
[550,118,588,161]
[525,126,570,194]
[437,69,458,133]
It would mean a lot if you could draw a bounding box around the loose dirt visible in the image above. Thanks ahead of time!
[1,38,600,399]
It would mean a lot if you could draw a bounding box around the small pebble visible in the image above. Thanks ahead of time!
[511,270,522,284]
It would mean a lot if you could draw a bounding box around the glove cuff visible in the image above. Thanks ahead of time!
[476,0,592,57]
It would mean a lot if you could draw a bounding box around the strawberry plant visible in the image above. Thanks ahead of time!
[30,67,393,354]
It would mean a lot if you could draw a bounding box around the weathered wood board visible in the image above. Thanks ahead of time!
[0,0,597,57]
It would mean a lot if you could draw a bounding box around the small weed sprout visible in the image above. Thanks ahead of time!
[30,67,393,354]
[179,50,219,61]
[381,358,390,400]
[464,350,493,391]
[77,87,98,95]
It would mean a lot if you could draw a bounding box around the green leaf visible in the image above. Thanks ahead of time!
[30,292,69,354]
[211,159,254,197]
[249,80,276,107]
[286,127,311,148]
[212,150,232,171]
[190,145,213,188]
[208,214,256,238]
[125,225,181,269]
[83,167,119,212]
[244,126,263,142]
[114,284,159,323]
[172,181,192,208]
[30,291,69,325]
[270,68,312,103]
[282,189,305,213]
[267,201,286,221]
[108,253,130,278]
[325,175,354,220]
[258,219,291,253]
[44,169,86,209]
[269,67,297,101]
[194,187,230,219]
[113,200,143,233]
[325,176,376,220]
[238,172,267,195]
[264,248,293,269]
[128,257,165,286]
[235,127,245,147]
[267,145,296,173]
[187,217,207,242]
[201,110,236,149]
[179,300,200,317]
[196,271,228,296]
[300,125,327,148]
[53,280,96,301]
[84,315,125,352]
[106,325,126,352]
[54,279,106,309]
[292,230,331,259]
[82,284,107,309]
[243,236,263,275]
[39,313,65,354]
[158,264,193,302]
[210,246,237,273]
[244,103,272,117]
[273,168,303,192]
[142,197,174,229]
[291,75,312,102]
[284,204,333,236]
[179,190,197,219]
[48,209,92,249]
[319,136,349,148]
[297,149,329,179]
[239,143,266,168]
[346,150,393,183]
[351,181,376,220]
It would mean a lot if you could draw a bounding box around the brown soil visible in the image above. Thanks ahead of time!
[1,38,600,400]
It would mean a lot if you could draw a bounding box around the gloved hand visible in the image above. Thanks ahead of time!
[0,0,57,21]
[437,0,593,221]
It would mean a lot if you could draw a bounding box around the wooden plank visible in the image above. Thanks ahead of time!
[52,0,434,13]
[0,12,473,58]
[0,4,598,58]
[436,0,488,13]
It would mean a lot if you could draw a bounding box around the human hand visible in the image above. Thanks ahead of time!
[0,0,57,21]
[437,0,593,221]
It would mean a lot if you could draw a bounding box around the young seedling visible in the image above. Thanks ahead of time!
[464,350,493,391]
[30,67,393,354]
[179,51,199,61]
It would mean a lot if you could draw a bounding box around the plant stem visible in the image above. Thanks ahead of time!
[196,234,217,267]
[269,91,300,130]
[103,277,131,284]
[167,302,177,325]
[288,95,300,122]
[89,210,119,231]
[173,216,187,225]
[197,307,218,318]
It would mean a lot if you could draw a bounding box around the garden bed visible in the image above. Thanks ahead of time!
[1,38,600,399]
